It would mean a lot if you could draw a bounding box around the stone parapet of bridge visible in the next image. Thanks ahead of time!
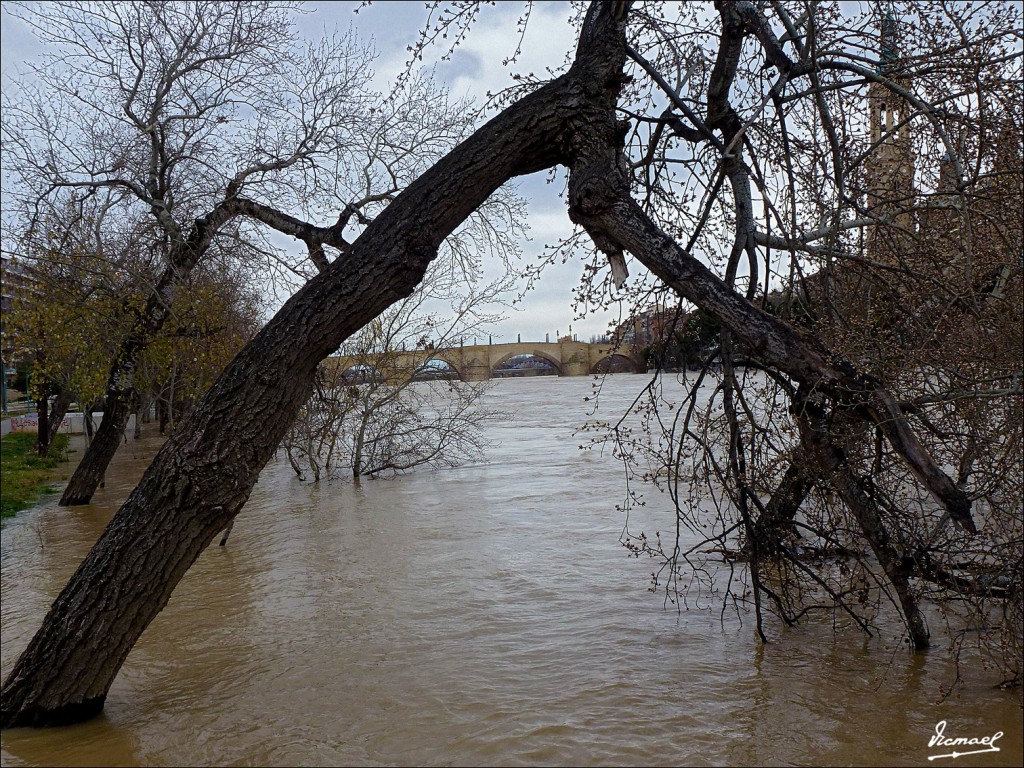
[325,340,641,383]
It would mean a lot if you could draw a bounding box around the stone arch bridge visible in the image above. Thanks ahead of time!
[325,340,642,383]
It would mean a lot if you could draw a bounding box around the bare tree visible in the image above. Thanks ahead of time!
[2,0,374,503]
[2,1,525,504]
[284,273,509,481]
[1,0,1020,727]
[596,0,1021,677]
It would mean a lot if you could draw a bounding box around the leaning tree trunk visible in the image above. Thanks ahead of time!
[83,405,96,441]
[59,391,132,506]
[0,2,969,728]
[44,390,75,452]
[562,89,974,533]
[746,458,813,556]
[0,2,580,725]
[58,187,252,505]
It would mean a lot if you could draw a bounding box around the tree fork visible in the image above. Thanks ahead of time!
[0,0,978,727]
[745,458,813,557]
[562,97,975,533]
[796,406,931,650]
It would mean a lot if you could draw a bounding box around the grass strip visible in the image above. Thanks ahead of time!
[1,432,70,519]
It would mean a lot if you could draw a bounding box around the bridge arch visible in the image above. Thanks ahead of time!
[412,358,462,381]
[491,350,562,377]
[339,363,384,383]
[430,350,464,379]
[591,352,642,375]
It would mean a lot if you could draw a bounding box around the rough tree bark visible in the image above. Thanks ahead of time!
[43,390,74,453]
[0,0,971,727]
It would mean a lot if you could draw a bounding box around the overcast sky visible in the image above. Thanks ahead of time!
[1,1,633,344]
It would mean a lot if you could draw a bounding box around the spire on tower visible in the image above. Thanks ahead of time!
[877,1,900,73]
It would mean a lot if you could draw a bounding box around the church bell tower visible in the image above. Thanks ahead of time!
[864,2,916,248]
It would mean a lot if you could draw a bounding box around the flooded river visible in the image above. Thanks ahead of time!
[2,375,1021,766]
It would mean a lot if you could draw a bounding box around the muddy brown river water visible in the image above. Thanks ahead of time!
[1,375,1021,766]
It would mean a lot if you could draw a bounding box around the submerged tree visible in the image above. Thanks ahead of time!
[597,0,1022,685]
[1,0,1021,727]
[284,274,509,480]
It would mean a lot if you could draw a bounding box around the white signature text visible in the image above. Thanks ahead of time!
[928,720,1003,761]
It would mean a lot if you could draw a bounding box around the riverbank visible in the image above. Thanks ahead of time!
[0,433,71,519]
